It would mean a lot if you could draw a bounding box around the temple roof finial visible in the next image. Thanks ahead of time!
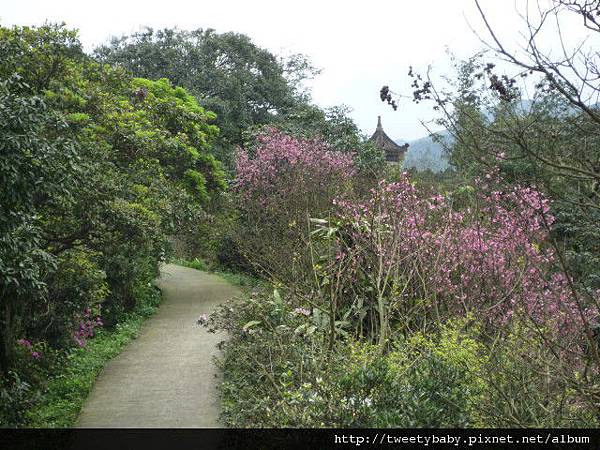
[368,115,408,164]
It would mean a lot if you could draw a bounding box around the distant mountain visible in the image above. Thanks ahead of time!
[397,131,452,173]
[396,99,540,172]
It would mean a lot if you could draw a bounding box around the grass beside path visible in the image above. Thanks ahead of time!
[26,288,161,428]
[171,257,261,289]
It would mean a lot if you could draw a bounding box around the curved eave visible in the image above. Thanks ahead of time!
[368,129,405,152]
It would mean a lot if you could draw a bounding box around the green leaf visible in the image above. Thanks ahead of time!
[242,320,261,331]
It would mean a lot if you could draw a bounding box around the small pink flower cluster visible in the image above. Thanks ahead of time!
[17,338,41,360]
[197,313,209,325]
[293,307,311,317]
[73,307,103,347]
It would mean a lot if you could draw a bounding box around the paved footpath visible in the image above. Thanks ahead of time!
[76,264,240,428]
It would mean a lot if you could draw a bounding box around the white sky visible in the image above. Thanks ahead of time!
[0,0,591,140]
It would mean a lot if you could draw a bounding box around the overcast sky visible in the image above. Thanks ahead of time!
[0,0,590,140]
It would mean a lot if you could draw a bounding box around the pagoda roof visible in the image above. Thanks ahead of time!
[368,116,408,162]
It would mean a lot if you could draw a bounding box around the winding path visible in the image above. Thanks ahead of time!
[76,264,240,428]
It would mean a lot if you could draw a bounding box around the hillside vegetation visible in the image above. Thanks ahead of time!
[400,131,451,172]
[2,0,600,429]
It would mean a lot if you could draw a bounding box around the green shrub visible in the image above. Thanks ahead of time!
[208,287,332,427]
[477,321,598,427]
[172,257,208,272]
[0,283,161,428]
[28,249,109,347]
[186,258,208,271]
[209,289,488,428]
[294,320,487,428]
[0,372,40,427]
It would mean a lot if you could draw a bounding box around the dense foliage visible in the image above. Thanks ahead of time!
[0,24,225,426]
[447,64,600,295]
[4,1,599,430]
[204,5,600,422]
[93,27,373,173]
[0,21,373,428]
[207,140,598,425]
[94,28,316,164]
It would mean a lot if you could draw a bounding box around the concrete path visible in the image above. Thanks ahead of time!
[76,264,240,428]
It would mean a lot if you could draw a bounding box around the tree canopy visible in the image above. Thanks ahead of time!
[95,28,317,148]
[0,23,226,376]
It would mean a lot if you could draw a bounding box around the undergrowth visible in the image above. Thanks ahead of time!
[25,286,161,427]
[171,257,262,289]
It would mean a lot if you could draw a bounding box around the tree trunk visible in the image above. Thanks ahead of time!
[0,296,15,375]
[378,294,387,353]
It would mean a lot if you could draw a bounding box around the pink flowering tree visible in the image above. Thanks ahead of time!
[234,128,356,283]
[316,172,598,356]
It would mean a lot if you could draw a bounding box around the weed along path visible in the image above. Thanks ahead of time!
[76,264,240,427]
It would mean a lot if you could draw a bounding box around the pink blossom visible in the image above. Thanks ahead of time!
[235,128,355,205]
[333,173,596,345]
[73,308,103,347]
[197,314,209,325]
[293,307,311,317]
[17,339,32,349]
